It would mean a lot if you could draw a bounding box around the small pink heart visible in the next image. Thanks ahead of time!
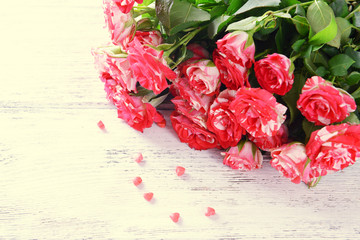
[143,192,153,201]
[170,212,180,223]
[134,153,143,163]
[205,207,216,217]
[133,176,142,186]
[97,120,105,130]
[176,166,185,176]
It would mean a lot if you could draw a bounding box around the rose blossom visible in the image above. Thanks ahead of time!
[127,38,176,94]
[270,142,308,184]
[171,96,207,129]
[123,30,163,52]
[114,0,143,14]
[184,59,220,96]
[297,76,356,125]
[170,111,219,150]
[115,91,165,132]
[216,31,255,68]
[103,0,135,48]
[207,89,245,149]
[170,76,215,114]
[223,140,263,171]
[229,88,287,138]
[187,43,210,60]
[254,53,294,95]
[306,123,360,177]
[213,49,250,89]
[249,124,289,151]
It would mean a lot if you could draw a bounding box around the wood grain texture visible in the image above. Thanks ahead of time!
[1,1,360,239]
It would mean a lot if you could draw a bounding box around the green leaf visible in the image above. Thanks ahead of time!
[327,17,352,48]
[226,15,266,31]
[307,0,338,45]
[210,5,228,19]
[226,0,246,15]
[155,0,210,35]
[234,0,281,15]
[282,74,306,124]
[280,0,301,8]
[140,0,155,6]
[302,119,322,144]
[315,66,328,76]
[351,86,360,99]
[275,24,284,53]
[208,15,231,38]
[330,0,349,18]
[346,71,360,86]
[328,54,355,76]
[292,15,309,36]
[303,57,318,75]
[292,39,306,52]
[342,112,360,124]
[273,12,292,19]
[344,47,360,69]
[353,12,360,28]
[295,4,306,16]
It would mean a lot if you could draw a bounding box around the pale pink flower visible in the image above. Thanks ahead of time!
[103,0,135,48]
[223,140,263,171]
[271,142,308,184]
[184,59,220,96]
[216,31,255,68]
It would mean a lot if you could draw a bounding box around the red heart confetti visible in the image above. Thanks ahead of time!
[169,212,180,223]
[134,153,143,163]
[176,166,185,176]
[97,120,105,130]
[143,192,153,201]
[133,176,142,186]
[205,207,216,217]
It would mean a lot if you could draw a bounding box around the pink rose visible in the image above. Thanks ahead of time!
[114,0,143,14]
[103,0,135,48]
[213,49,250,90]
[216,31,255,68]
[249,124,289,151]
[254,53,294,95]
[229,88,287,138]
[127,38,176,94]
[223,140,263,171]
[171,96,207,129]
[170,111,219,150]
[170,76,215,114]
[297,76,356,125]
[207,89,245,149]
[270,142,308,184]
[92,46,136,95]
[184,59,220,96]
[115,91,165,132]
[306,123,360,177]
[123,30,163,52]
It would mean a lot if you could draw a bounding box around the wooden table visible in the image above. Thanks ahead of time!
[1,1,359,239]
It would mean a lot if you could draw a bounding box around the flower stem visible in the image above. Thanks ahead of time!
[345,4,360,20]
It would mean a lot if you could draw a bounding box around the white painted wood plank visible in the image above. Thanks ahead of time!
[0,1,359,239]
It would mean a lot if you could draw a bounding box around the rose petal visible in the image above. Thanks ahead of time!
[97,120,105,130]
[170,212,180,223]
[143,192,153,201]
[133,176,142,186]
[205,207,216,217]
[176,166,185,176]
[134,153,143,163]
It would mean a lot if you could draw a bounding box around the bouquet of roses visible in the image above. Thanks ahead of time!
[92,0,360,187]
